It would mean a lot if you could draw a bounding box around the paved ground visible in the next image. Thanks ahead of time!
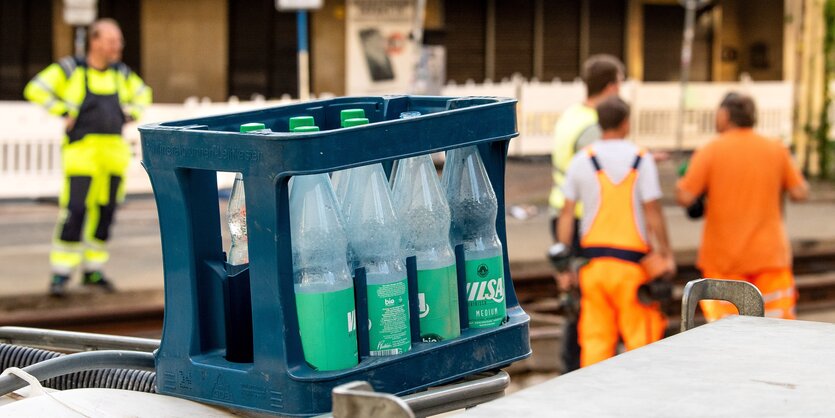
[504,157,835,266]
[0,158,833,299]
[0,197,167,296]
[505,197,835,268]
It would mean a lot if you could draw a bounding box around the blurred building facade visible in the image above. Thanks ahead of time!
[0,0,804,103]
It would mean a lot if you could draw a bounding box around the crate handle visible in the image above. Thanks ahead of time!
[401,370,510,415]
[681,278,764,332]
[332,381,415,418]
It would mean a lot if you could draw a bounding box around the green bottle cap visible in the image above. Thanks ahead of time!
[292,126,320,132]
[340,109,366,126]
[342,118,369,128]
[289,116,315,131]
[240,123,266,133]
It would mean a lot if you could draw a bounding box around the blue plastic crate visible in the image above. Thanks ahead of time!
[138,95,531,416]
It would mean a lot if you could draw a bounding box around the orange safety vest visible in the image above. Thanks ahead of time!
[580,148,649,263]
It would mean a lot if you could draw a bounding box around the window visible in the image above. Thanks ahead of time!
[0,0,52,100]
[229,0,300,99]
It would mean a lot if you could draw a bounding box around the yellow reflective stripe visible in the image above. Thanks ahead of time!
[83,238,109,265]
[50,250,82,264]
[83,247,109,264]
[50,244,84,273]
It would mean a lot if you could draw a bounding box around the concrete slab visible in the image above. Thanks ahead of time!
[459,316,835,417]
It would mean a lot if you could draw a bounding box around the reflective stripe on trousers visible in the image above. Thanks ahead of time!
[51,66,129,274]
[699,268,797,321]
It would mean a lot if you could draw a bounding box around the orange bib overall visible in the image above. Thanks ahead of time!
[578,149,666,367]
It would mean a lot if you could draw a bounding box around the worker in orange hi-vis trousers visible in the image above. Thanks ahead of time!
[559,96,675,367]
[677,93,809,321]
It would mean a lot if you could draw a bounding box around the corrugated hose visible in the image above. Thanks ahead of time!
[0,344,156,396]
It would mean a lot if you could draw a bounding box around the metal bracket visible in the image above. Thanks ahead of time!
[681,278,764,332]
[329,371,510,418]
[0,326,160,353]
[401,371,510,416]
[332,381,415,418]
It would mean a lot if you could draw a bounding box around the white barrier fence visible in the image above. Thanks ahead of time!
[0,80,793,199]
[443,78,794,156]
[0,98,295,199]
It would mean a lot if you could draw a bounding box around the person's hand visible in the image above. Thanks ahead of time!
[65,117,76,132]
[555,271,577,292]
[662,252,677,279]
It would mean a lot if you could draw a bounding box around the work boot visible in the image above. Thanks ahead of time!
[82,271,116,293]
[49,274,70,298]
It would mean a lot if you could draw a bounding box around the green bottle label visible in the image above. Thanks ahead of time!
[464,255,507,328]
[417,265,461,342]
[367,278,411,356]
[296,287,358,371]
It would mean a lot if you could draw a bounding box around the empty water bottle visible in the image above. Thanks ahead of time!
[227,122,272,265]
[343,163,412,356]
[388,111,423,187]
[331,109,367,204]
[289,119,358,371]
[392,152,460,342]
[443,146,506,328]
[335,116,371,217]
[227,173,248,265]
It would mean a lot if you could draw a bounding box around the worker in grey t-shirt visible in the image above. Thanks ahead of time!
[558,96,674,367]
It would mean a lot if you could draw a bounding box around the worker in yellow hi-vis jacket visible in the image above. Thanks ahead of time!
[23,18,152,297]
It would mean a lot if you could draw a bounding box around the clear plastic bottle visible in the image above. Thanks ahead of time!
[227,173,248,265]
[227,122,272,265]
[287,117,321,193]
[392,153,460,342]
[335,117,371,229]
[331,109,367,205]
[289,123,358,371]
[334,116,371,270]
[442,145,506,329]
[388,111,423,188]
[343,163,412,356]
